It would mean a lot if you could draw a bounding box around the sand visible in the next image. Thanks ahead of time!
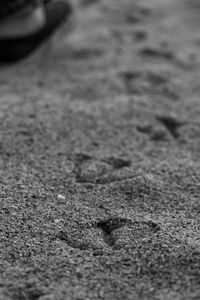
[1,0,200,299]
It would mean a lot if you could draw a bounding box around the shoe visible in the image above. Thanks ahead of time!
[0,1,73,64]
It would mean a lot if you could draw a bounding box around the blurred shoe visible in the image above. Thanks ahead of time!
[0,0,73,64]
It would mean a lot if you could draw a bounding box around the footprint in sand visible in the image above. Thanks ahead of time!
[156,113,184,139]
[119,69,168,92]
[56,217,160,252]
[119,69,180,100]
[136,113,183,141]
[96,218,160,250]
[74,152,131,184]
[138,44,196,70]
[75,160,112,184]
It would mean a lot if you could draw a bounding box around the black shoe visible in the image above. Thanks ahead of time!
[0,1,73,64]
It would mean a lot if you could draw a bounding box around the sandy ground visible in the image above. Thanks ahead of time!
[1,0,200,299]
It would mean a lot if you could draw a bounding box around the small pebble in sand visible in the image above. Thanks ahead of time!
[57,194,66,201]
[54,219,64,224]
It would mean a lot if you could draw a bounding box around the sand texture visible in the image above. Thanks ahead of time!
[1,0,200,299]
